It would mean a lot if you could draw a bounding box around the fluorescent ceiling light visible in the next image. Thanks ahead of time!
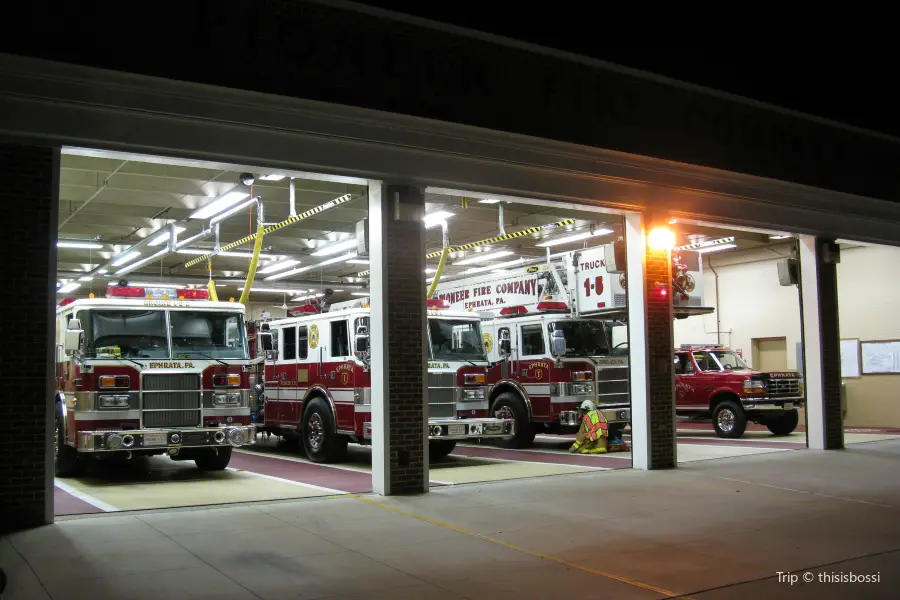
[435,258,525,283]
[424,211,454,228]
[110,250,142,267]
[346,259,370,265]
[148,226,187,246]
[237,287,307,294]
[674,236,736,252]
[290,292,325,302]
[96,269,108,275]
[478,199,500,204]
[695,243,737,254]
[57,240,104,249]
[176,248,278,260]
[311,239,357,256]
[351,292,370,297]
[769,235,792,240]
[535,228,615,248]
[258,259,301,274]
[58,282,80,294]
[424,268,437,274]
[189,191,250,219]
[266,251,357,281]
[77,276,93,282]
[209,197,257,224]
[115,249,168,276]
[259,174,286,181]
[454,250,514,266]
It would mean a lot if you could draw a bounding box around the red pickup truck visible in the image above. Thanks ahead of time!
[674,347,805,438]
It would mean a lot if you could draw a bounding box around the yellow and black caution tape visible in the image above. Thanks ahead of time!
[355,219,574,277]
[184,193,354,268]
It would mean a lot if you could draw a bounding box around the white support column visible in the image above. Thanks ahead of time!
[799,235,829,450]
[625,212,651,470]
[368,181,391,494]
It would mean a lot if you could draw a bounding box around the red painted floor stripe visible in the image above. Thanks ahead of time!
[229,452,372,493]
[55,486,103,516]
[453,444,630,469]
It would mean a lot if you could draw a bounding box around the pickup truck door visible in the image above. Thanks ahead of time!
[674,352,701,408]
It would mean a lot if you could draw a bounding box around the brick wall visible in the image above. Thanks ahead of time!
[816,241,844,449]
[0,143,58,532]
[383,185,427,493]
[645,246,677,468]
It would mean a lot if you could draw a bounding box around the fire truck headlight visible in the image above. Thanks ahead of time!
[227,427,246,447]
[99,394,130,408]
[214,393,242,405]
[461,388,485,401]
[572,383,593,396]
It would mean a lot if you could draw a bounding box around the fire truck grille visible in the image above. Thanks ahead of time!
[428,373,457,418]
[769,379,801,396]
[614,293,627,308]
[142,374,202,428]
[595,366,630,406]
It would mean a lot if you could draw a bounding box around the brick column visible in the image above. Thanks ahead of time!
[0,143,59,532]
[626,212,677,470]
[368,183,428,494]
[799,236,844,450]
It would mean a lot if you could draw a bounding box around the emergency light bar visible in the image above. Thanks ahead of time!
[425,298,450,310]
[106,285,210,301]
[499,305,528,316]
[536,301,569,312]
[288,304,321,315]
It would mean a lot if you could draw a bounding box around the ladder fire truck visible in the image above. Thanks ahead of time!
[250,297,515,462]
[54,283,256,476]
[434,243,715,448]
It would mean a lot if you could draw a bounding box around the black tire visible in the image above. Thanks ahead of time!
[492,393,536,449]
[712,399,747,439]
[429,440,457,461]
[55,411,82,477]
[766,410,799,436]
[302,397,348,463]
[194,447,233,471]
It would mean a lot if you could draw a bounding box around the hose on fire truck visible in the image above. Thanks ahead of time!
[239,224,266,305]
[206,261,219,301]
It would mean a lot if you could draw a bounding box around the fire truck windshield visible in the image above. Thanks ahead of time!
[428,318,487,362]
[548,320,609,357]
[79,309,248,360]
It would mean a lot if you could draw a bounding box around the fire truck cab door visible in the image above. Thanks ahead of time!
[274,325,302,425]
[327,318,355,431]
[674,352,700,407]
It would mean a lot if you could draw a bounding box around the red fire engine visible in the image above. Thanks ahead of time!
[250,297,515,462]
[54,284,256,476]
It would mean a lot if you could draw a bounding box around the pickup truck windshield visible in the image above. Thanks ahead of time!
[694,350,749,371]
[79,309,248,359]
[428,318,487,361]
[548,320,609,357]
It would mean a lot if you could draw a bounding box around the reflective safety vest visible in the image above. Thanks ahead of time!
[569,410,609,454]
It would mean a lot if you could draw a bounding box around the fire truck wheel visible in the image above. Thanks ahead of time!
[712,399,747,439]
[492,393,536,449]
[429,440,456,461]
[194,447,233,471]
[765,409,799,436]
[302,397,348,463]
[55,413,82,477]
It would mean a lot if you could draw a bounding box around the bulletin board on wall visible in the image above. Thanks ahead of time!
[860,340,900,375]
[840,339,861,378]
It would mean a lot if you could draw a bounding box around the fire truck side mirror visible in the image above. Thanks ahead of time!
[550,328,567,358]
[499,330,511,357]
[354,326,370,359]
[260,331,274,352]
[64,319,83,355]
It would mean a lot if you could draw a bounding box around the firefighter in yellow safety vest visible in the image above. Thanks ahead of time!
[569,400,609,454]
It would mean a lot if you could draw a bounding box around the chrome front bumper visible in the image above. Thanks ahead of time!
[76,425,256,452]
[740,397,805,411]
[559,407,632,426]
[362,419,515,441]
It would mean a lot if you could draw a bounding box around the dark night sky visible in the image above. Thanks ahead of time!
[355,2,900,139]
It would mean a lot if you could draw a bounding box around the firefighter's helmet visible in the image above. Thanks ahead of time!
[579,400,597,413]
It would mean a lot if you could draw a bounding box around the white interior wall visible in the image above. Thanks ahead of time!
[674,244,802,370]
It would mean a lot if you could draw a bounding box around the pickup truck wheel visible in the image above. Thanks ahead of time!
[712,400,747,439]
[765,410,799,436]
[194,447,233,471]
[302,397,348,463]
[492,393,536,449]
[55,412,82,477]
[429,440,457,461]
